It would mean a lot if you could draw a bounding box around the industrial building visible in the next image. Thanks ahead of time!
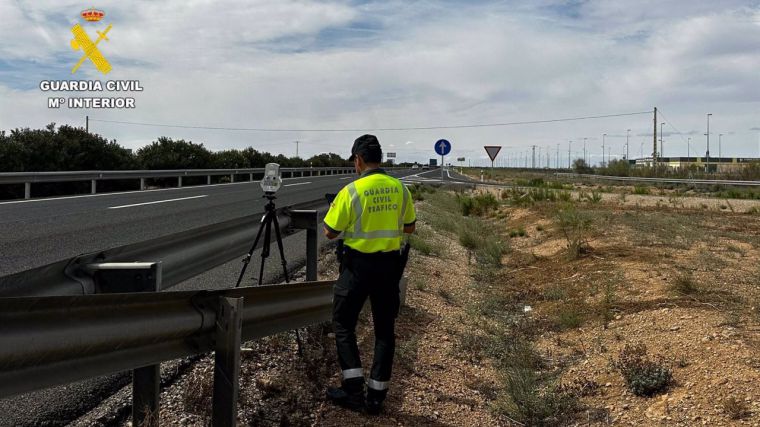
[633,157,760,172]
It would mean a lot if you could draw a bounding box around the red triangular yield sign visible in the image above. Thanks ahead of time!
[484,145,502,161]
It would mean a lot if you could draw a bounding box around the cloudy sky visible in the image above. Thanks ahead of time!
[1,0,758,166]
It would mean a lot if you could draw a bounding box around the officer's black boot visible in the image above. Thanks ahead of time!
[366,387,388,415]
[326,378,365,412]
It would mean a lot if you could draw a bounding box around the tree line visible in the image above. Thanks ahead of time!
[0,123,352,172]
[0,123,356,199]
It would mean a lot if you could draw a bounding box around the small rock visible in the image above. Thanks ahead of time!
[605,383,612,387]
[670,326,681,331]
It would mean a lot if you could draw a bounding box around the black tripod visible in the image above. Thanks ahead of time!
[234,193,303,354]
[235,194,289,288]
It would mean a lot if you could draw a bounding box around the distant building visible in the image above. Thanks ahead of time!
[633,157,760,173]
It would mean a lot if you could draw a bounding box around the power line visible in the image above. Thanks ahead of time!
[89,111,651,133]
[657,109,689,148]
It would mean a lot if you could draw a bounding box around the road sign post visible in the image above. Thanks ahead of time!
[484,146,502,172]
[434,139,452,181]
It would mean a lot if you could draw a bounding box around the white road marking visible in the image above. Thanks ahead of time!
[339,177,352,180]
[283,181,312,187]
[108,195,208,209]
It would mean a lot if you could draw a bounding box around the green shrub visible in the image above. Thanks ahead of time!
[614,343,672,397]
[633,186,650,195]
[458,225,481,251]
[458,194,475,216]
[723,397,751,420]
[554,302,585,330]
[671,274,699,295]
[457,192,498,216]
[409,233,437,256]
[496,368,580,426]
[543,285,567,301]
[476,237,508,267]
[587,191,603,204]
[554,203,593,259]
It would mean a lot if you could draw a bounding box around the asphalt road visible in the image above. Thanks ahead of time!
[0,167,466,426]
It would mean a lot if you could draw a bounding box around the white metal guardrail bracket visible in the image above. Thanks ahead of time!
[86,262,162,294]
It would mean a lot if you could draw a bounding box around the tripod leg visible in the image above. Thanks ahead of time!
[235,213,268,288]
[271,214,290,283]
[258,211,273,286]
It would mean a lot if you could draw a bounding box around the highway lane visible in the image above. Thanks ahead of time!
[0,171,413,276]
[0,168,419,426]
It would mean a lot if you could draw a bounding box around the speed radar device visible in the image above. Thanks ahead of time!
[260,163,282,194]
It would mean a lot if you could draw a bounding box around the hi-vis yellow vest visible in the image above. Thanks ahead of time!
[324,169,416,253]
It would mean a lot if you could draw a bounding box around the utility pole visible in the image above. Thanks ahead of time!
[293,140,300,158]
[706,113,712,172]
[556,143,560,169]
[653,107,658,165]
[660,122,665,159]
[532,146,537,169]
[85,115,89,133]
[626,129,630,160]
[602,133,606,167]
[568,140,572,169]
[719,133,723,159]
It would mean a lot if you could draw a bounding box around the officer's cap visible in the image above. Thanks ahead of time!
[349,134,382,163]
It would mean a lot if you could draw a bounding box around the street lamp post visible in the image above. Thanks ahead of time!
[706,113,712,172]
[687,137,691,158]
[719,133,723,159]
[568,140,572,169]
[602,133,607,167]
[583,137,587,164]
[626,129,631,160]
[660,122,665,159]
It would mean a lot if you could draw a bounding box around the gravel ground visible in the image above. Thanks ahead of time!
[74,198,513,426]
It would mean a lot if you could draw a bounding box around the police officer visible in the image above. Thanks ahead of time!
[323,134,416,414]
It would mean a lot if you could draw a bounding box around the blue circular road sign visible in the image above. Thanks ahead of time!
[434,139,451,156]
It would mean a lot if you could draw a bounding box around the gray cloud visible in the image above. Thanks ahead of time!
[1,0,759,165]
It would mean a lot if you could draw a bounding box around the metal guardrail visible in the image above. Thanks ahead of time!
[0,199,325,297]
[0,196,327,425]
[0,167,357,199]
[0,280,334,425]
[555,173,760,187]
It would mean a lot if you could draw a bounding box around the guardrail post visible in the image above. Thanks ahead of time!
[133,365,160,427]
[24,182,31,199]
[290,210,319,281]
[230,174,234,183]
[207,175,212,185]
[86,262,162,426]
[249,173,253,181]
[212,296,243,427]
[178,176,183,188]
[140,178,146,191]
[91,179,97,194]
